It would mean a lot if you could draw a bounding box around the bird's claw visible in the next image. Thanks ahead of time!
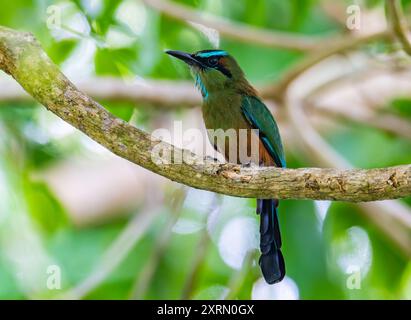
[203,155,219,163]
[241,161,253,168]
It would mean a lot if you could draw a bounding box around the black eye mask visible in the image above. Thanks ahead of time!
[215,64,232,78]
[194,55,232,78]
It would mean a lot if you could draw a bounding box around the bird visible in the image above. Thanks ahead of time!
[166,49,286,284]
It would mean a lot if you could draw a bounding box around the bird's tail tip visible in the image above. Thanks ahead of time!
[259,247,285,284]
[257,198,286,284]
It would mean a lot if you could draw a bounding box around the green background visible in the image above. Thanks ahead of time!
[0,0,410,299]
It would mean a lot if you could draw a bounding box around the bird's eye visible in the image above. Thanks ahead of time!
[208,57,219,66]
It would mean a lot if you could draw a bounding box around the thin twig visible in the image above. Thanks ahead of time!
[225,251,258,300]
[60,204,161,299]
[180,226,211,299]
[130,187,186,300]
[180,194,221,299]
[386,0,411,55]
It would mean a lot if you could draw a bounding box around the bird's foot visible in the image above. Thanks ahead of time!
[203,155,219,163]
[241,161,253,168]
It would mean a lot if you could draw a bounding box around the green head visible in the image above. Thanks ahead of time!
[166,49,248,99]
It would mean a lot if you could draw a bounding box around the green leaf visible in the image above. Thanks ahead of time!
[103,100,135,122]
[94,48,137,76]
[47,39,78,65]
[23,178,69,236]
[388,98,411,118]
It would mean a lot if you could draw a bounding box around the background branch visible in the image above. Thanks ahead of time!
[130,188,186,300]
[142,0,318,51]
[0,77,201,107]
[261,31,390,101]
[3,76,411,141]
[386,0,411,55]
[285,66,411,257]
[62,203,161,299]
[309,102,411,141]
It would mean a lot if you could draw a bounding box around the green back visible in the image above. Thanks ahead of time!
[241,96,286,168]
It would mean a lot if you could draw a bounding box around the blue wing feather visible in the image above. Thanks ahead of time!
[241,96,286,168]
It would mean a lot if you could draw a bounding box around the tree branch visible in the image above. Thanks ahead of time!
[386,0,411,55]
[0,26,410,201]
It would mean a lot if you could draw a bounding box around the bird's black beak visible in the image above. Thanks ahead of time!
[165,50,203,67]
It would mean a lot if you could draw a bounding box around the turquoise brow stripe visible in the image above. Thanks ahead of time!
[196,50,228,58]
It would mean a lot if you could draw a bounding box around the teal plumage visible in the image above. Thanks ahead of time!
[241,96,286,168]
[166,49,286,284]
[194,73,208,99]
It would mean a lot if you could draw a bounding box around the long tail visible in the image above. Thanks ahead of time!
[256,199,285,284]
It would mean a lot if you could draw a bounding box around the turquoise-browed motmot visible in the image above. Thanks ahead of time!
[166,49,286,284]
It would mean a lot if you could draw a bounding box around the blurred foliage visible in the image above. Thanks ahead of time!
[0,0,410,300]
[388,97,411,119]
